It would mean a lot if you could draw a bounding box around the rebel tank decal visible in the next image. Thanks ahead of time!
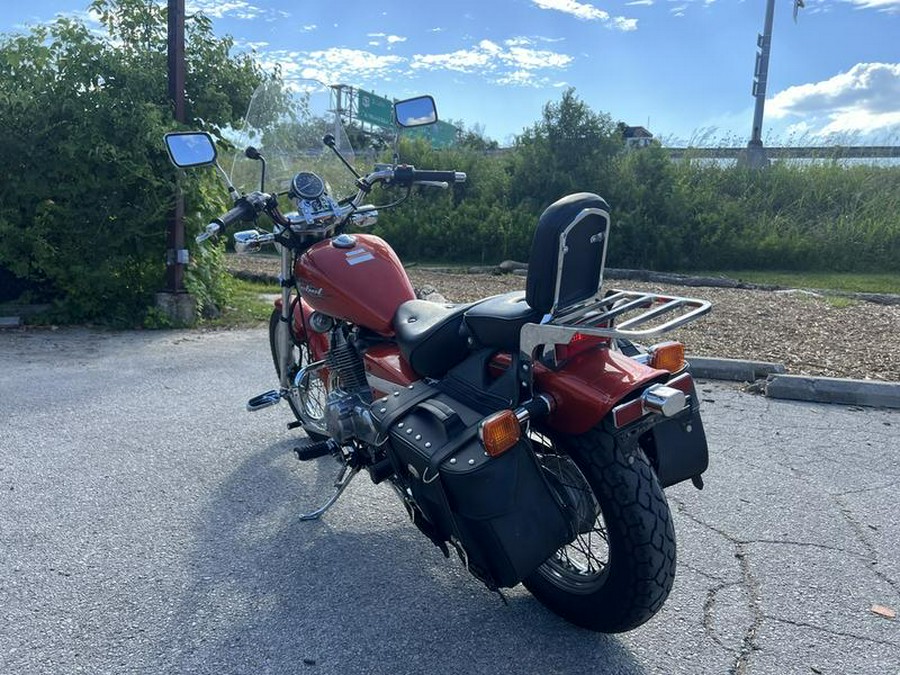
[345,247,375,265]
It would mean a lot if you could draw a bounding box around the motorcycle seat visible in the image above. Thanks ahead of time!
[393,299,474,378]
[463,292,544,352]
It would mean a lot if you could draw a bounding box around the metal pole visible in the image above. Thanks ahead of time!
[166,0,186,291]
[746,0,775,167]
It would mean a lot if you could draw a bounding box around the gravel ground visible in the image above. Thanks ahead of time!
[228,255,900,382]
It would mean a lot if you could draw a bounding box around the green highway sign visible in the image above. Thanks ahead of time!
[357,89,394,129]
[404,120,458,148]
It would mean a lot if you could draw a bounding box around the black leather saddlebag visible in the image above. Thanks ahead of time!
[372,382,573,588]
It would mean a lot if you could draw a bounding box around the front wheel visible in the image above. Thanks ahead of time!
[268,308,329,440]
[524,425,676,633]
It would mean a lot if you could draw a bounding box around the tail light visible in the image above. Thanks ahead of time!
[479,410,521,457]
[554,332,607,362]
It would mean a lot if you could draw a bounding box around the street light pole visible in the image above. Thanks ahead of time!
[746,0,776,168]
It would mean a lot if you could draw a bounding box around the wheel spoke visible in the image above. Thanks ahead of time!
[531,441,610,590]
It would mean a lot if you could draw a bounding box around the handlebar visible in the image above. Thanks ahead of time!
[197,193,270,243]
[390,166,466,187]
[218,165,466,249]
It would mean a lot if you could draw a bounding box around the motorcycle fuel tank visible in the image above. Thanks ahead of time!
[295,233,415,335]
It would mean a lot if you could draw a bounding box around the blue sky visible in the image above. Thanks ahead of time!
[4,0,899,145]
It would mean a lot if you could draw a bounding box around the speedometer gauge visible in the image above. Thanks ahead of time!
[291,171,325,200]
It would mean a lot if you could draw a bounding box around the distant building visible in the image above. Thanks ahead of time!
[623,126,654,149]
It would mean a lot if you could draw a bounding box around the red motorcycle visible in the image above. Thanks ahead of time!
[165,80,711,633]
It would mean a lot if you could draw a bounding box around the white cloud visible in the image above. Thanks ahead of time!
[186,0,264,20]
[410,39,574,85]
[234,38,270,51]
[842,0,900,12]
[531,0,639,30]
[626,0,655,5]
[768,62,900,137]
[366,33,407,48]
[261,48,405,85]
[259,34,573,90]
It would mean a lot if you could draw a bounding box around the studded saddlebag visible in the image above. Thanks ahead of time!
[372,382,574,589]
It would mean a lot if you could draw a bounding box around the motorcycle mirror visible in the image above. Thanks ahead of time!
[394,96,438,128]
[164,131,217,168]
[322,134,336,148]
[245,146,262,160]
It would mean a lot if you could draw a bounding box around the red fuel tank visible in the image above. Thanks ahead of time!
[295,233,415,336]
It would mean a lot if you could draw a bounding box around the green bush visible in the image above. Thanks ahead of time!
[0,0,261,324]
[372,89,899,275]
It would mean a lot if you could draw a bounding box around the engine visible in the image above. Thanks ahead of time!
[322,327,378,445]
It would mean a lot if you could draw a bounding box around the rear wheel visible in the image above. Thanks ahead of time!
[524,425,676,633]
[268,308,328,440]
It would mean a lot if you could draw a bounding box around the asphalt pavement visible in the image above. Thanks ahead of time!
[1,327,897,674]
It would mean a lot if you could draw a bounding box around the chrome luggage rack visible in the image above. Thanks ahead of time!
[520,289,712,362]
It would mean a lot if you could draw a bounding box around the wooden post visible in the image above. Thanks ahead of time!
[166,0,186,292]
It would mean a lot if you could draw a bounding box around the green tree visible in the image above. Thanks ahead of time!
[509,88,624,213]
[0,0,262,324]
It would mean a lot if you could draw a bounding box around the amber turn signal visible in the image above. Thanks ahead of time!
[649,341,686,373]
[479,410,521,457]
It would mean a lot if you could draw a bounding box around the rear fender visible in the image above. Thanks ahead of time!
[534,347,667,435]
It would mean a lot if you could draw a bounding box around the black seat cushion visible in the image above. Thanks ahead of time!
[526,192,610,314]
[393,300,472,378]
[463,292,544,352]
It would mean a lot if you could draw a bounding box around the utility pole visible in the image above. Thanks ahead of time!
[746,0,776,168]
[158,0,195,323]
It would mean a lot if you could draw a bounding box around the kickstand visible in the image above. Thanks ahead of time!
[299,463,360,521]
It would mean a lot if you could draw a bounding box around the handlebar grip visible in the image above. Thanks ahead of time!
[390,166,466,187]
[214,200,256,230]
[412,170,466,184]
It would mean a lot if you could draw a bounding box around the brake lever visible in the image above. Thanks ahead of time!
[195,222,221,244]
[415,181,450,189]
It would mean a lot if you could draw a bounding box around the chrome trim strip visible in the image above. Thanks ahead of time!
[551,208,610,316]
[365,372,419,396]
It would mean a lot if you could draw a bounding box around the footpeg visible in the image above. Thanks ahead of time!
[247,390,282,411]
[293,439,337,461]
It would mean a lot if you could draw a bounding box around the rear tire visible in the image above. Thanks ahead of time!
[268,308,328,440]
[523,424,676,633]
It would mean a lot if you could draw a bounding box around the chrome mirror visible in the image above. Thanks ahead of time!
[164,131,218,168]
[394,96,438,128]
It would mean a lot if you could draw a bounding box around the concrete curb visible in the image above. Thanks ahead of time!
[687,356,786,381]
[765,374,900,409]
[688,356,900,409]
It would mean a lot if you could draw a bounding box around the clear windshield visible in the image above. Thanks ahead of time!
[229,79,358,200]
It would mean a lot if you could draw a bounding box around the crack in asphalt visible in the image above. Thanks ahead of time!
[671,497,762,672]
[729,544,763,675]
[702,581,742,655]
[671,491,900,673]
[831,493,900,597]
[833,480,900,497]
[764,614,900,649]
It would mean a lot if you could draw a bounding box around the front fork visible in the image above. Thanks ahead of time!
[272,244,361,520]
[277,242,296,391]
